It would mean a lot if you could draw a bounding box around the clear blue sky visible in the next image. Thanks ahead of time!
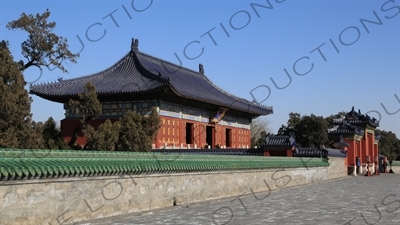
[1,0,399,138]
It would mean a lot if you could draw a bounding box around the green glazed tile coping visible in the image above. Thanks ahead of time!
[391,161,400,166]
[0,148,329,180]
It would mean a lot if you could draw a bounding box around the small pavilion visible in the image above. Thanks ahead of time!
[328,107,380,175]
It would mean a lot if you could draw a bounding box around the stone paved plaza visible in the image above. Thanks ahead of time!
[76,174,400,225]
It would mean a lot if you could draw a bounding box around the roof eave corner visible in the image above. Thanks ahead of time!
[130,38,139,56]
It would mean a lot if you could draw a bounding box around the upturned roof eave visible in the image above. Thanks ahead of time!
[165,84,272,116]
[131,50,273,116]
[29,85,169,104]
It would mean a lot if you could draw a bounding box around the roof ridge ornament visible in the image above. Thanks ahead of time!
[199,63,204,75]
[131,38,139,52]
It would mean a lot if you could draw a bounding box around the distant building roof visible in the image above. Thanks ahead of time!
[331,135,350,149]
[324,148,347,158]
[328,121,365,135]
[333,106,379,127]
[30,38,273,116]
[328,106,379,135]
[292,147,329,158]
[264,133,296,147]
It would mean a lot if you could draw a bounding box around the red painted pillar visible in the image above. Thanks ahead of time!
[360,137,365,167]
[179,120,184,148]
[347,139,355,168]
[364,132,369,165]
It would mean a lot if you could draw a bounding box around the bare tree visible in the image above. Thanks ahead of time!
[250,116,272,147]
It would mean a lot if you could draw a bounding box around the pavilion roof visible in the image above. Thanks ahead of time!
[328,121,365,135]
[332,107,379,127]
[30,39,273,116]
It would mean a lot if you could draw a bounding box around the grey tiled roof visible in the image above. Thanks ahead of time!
[328,121,365,135]
[30,40,273,116]
[264,133,296,147]
[324,148,347,158]
[333,107,379,127]
[29,52,168,99]
[292,147,329,158]
[331,135,350,148]
[328,107,379,136]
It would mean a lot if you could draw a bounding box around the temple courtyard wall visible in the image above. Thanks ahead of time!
[0,157,347,225]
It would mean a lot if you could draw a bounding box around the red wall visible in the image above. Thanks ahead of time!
[61,116,251,149]
[155,116,250,149]
[342,130,378,167]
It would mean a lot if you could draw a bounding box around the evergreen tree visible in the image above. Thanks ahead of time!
[67,82,102,147]
[296,114,329,147]
[0,41,33,148]
[142,107,161,139]
[116,111,148,151]
[116,108,160,152]
[325,111,347,125]
[19,120,45,149]
[278,112,329,147]
[1,9,79,149]
[254,130,268,147]
[84,119,120,151]
[376,129,400,160]
[6,9,78,73]
[278,112,301,135]
[41,117,69,149]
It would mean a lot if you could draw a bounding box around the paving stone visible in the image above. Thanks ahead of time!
[73,174,400,225]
